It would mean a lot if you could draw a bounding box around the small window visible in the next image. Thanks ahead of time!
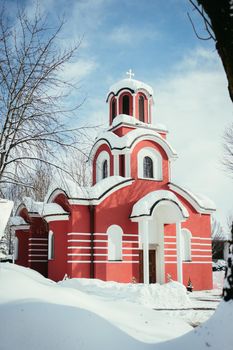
[107,225,123,261]
[181,229,192,261]
[139,95,145,122]
[102,160,108,179]
[111,99,116,120]
[143,156,153,178]
[122,95,130,115]
[48,231,54,260]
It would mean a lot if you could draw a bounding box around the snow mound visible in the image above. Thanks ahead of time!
[59,278,191,309]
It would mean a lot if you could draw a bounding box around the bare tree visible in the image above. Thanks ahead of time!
[0,5,92,198]
[211,217,225,259]
[188,0,233,103]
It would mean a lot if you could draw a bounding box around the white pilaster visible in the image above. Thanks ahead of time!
[125,152,131,177]
[114,154,119,176]
[133,93,136,118]
[116,95,119,116]
[143,220,149,284]
[176,222,183,284]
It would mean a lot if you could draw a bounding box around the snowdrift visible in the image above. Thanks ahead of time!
[0,263,232,350]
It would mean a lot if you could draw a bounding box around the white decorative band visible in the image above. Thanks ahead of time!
[28,254,48,257]
[67,260,139,264]
[165,261,212,264]
[28,260,48,262]
[29,238,48,241]
[28,243,48,246]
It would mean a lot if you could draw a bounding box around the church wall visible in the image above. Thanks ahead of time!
[183,263,213,290]
[66,204,91,279]
[27,217,48,278]
[48,220,69,281]
[113,126,135,137]
[15,229,29,268]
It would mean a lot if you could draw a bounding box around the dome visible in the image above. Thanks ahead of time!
[107,78,153,101]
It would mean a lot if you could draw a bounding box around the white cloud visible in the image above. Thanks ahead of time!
[153,47,233,225]
[109,24,158,45]
[59,58,98,82]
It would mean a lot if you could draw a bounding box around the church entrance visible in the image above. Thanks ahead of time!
[139,249,156,283]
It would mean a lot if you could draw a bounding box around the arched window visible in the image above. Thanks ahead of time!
[107,225,123,261]
[138,147,162,180]
[48,231,54,260]
[143,156,153,178]
[111,99,116,120]
[181,229,192,261]
[96,151,110,182]
[102,159,108,179]
[14,236,19,260]
[122,95,130,115]
[139,95,145,122]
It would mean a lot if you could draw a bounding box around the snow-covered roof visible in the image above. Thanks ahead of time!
[108,78,154,98]
[9,216,28,226]
[47,176,133,205]
[110,114,168,132]
[168,183,216,214]
[91,128,177,159]
[130,190,189,219]
[19,197,69,217]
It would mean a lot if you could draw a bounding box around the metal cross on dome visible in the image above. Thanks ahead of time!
[126,69,134,79]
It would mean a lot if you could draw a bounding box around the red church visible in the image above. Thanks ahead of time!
[11,72,215,290]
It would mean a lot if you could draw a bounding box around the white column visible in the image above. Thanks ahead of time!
[113,154,119,176]
[133,93,136,118]
[116,95,119,116]
[125,152,131,177]
[148,99,150,123]
[176,222,183,284]
[143,220,149,284]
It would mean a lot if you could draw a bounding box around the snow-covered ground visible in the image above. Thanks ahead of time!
[0,263,232,350]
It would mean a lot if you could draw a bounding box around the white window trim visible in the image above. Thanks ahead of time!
[181,228,192,261]
[107,225,123,261]
[137,147,162,180]
[14,236,19,260]
[48,230,54,260]
[96,151,110,183]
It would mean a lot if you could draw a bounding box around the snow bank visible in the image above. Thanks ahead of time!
[0,263,192,348]
[59,277,191,309]
[1,263,232,350]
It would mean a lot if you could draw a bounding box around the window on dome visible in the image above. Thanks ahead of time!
[48,231,54,260]
[181,229,192,261]
[111,99,116,119]
[102,159,108,179]
[139,95,145,122]
[122,95,130,115]
[107,225,123,261]
[143,156,153,178]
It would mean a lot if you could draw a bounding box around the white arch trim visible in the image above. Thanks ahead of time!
[89,129,177,161]
[137,147,162,180]
[130,190,189,220]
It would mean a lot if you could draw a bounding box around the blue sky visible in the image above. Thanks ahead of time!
[9,0,233,229]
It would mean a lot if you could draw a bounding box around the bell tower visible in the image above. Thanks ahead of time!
[106,70,154,126]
